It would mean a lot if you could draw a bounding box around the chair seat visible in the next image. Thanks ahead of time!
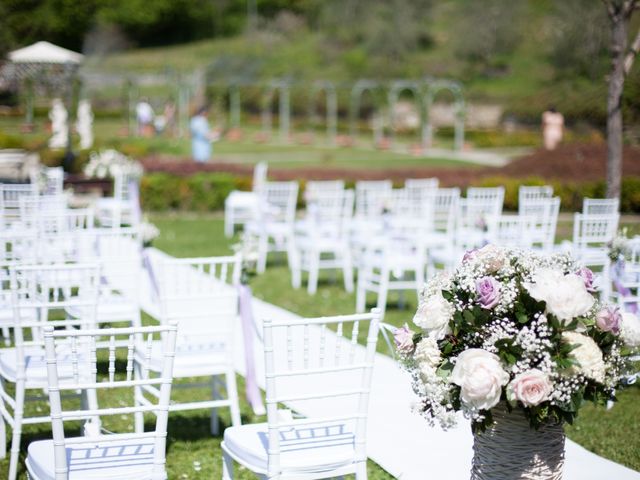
[137,340,230,377]
[0,346,89,385]
[226,191,258,208]
[26,436,161,480]
[66,291,138,323]
[223,421,356,474]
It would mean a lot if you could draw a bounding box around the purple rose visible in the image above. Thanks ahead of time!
[394,324,415,355]
[577,267,597,293]
[596,307,621,335]
[476,276,501,309]
[463,248,479,263]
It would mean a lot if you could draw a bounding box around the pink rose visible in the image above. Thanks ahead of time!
[596,307,621,335]
[507,369,552,407]
[463,248,479,263]
[394,324,415,355]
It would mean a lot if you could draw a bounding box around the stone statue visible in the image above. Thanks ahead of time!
[48,98,68,149]
[76,99,94,149]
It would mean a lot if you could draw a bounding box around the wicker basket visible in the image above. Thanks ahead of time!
[471,403,565,480]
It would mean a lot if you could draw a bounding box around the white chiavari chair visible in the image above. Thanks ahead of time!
[493,215,535,249]
[248,181,299,274]
[305,180,345,203]
[613,237,640,312]
[96,170,140,228]
[225,161,268,237]
[221,309,381,480]
[583,197,620,216]
[572,212,620,300]
[25,323,178,480]
[30,166,64,196]
[425,188,461,276]
[356,218,427,315]
[518,185,553,213]
[1,263,101,480]
[134,255,242,435]
[354,180,392,220]
[292,189,354,294]
[520,196,561,252]
[0,183,38,230]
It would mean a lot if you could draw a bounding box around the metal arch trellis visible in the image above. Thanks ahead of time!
[261,80,291,142]
[307,80,338,146]
[423,79,466,151]
[387,80,425,148]
[349,79,382,143]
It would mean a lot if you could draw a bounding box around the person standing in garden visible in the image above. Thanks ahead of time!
[190,105,219,163]
[541,106,564,150]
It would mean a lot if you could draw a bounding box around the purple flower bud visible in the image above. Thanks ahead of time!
[577,267,597,293]
[596,307,621,335]
[476,276,501,309]
[463,248,479,263]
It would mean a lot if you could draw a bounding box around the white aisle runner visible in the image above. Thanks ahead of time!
[140,248,640,480]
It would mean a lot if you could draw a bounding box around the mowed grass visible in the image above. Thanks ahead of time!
[150,213,640,473]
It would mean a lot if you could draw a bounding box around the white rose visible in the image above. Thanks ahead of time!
[562,331,606,383]
[620,312,640,347]
[506,369,553,407]
[526,269,595,323]
[414,337,442,370]
[413,292,453,340]
[475,244,508,272]
[450,348,510,410]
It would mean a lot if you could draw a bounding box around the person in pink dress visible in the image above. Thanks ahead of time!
[541,106,564,150]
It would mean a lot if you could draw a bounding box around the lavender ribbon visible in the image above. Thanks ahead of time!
[238,283,266,416]
[611,258,638,314]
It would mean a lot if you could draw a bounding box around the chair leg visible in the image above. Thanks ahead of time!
[210,375,220,436]
[342,250,354,293]
[222,450,234,479]
[8,382,24,480]
[290,248,302,289]
[226,370,242,427]
[0,380,7,459]
[376,270,389,315]
[225,208,233,238]
[355,461,368,480]
[308,250,319,295]
[257,235,268,273]
[356,273,366,313]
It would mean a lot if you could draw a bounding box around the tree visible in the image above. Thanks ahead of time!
[602,0,640,198]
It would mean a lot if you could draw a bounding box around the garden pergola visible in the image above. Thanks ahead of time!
[4,41,84,126]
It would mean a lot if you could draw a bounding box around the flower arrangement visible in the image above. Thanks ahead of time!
[231,232,260,284]
[608,228,631,262]
[139,219,160,247]
[84,149,143,179]
[396,244,640,432]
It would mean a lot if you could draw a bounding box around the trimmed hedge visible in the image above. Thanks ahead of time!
[140,171,640,213]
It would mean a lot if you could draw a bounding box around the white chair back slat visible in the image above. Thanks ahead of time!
[583,197,620,216]
[42,323,178,480]
[518,185,553,213]
[262,309,380,476]
[258,181,299,224]
[355,180,392,218]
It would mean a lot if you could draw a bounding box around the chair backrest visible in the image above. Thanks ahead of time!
[518,185,553,213]
[156,255,240,352]
[113,169,140,203]
[305,180,345,203]
[43,323,177,480]
[262,309,381,477]
[405,178,439,191]
[432,187,460,234]
[573,213,620,250]
[583,197,620,215]
[493,215,535,249]
[81,227,143,302]
[520,197,561,250]
[259,181,299,225]
[0,183,38,226]
[10,263,101,351]
[252,161,268,192]
[19,194,67,220]
[355,180,393,218]
[466,186,505,217]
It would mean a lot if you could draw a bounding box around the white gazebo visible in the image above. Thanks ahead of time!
[8,41,84,65]
[2,41,84,126]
